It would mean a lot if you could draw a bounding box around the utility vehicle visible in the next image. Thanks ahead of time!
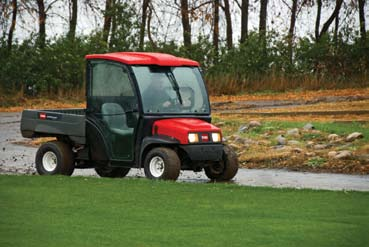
[21,52,238,180]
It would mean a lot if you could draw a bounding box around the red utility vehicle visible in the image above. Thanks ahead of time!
[20,52,238,180]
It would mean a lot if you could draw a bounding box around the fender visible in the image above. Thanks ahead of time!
[139,135,180,168]
[86,118,110,162]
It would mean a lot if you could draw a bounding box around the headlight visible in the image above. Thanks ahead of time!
[188,133,199,143]
[211,133,221,142]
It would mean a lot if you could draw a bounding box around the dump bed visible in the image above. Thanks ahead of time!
[20,109,86,144]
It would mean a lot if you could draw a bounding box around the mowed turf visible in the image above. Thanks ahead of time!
[0,175,368,247]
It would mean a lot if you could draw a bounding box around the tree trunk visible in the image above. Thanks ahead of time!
[139,0,150,50]
[318,0,343,41]
[223,0,233,49]
[103,0,112,44]
[259,0,268,46]
[37,0,46,48]
[7,0,17,51]
[334,0,339,44]
[109,0,117,49]
[315,0,322,41]
[358,0,366,42]
[180,0,191,49]
[240,0,249,43]
[288,0,298,64]
[213,0,219,58]
[68,0,78,41]
[147,4,157,49]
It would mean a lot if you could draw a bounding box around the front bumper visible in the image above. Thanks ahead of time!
[180,144,223,161]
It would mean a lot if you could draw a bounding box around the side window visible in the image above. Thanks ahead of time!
[92,62,134,97]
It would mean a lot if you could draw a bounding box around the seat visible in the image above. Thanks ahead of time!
[101,103,133,136]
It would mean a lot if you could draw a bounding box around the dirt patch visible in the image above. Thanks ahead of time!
[218,120,369,175]
[210,88,369,102]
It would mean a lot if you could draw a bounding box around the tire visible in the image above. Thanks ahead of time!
[95,166,130,178]
[144,147,181,180]
[205,145,238,181]
[35,141,75,176]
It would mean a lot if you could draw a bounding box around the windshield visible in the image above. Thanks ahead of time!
[133,66,210,114]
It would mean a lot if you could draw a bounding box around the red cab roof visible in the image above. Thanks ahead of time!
[85,52,199,67]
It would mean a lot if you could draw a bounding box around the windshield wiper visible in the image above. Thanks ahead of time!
[166,72,183,105]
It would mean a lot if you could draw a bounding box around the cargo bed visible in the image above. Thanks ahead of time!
[20,109,86,144]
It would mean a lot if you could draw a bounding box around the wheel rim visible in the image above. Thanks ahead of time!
[149,156,165,178]
[42,151,57,172]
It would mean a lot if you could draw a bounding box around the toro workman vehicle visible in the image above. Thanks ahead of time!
[21,52,238,180]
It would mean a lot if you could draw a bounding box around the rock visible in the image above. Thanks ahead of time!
[276,135,286,145]
[328,134,340,142]
[244,138,256,145]
[303,123,315,130]
[328,151,338,158]
[314,144,328,150]
[306,141,315,148]
[292,148,303,153]
[346,132,363,142]
[288,140,300,146]
[248,120,261,128]
[238,125,249,133]
[334,150,352,159]
[273,145,287,150]
[305,152,316,157]
[286,128,300,136]
[234,136,246,144]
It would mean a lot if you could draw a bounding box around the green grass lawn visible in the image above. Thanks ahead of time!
[1,175,368,247]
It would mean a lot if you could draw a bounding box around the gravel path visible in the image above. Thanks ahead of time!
[1,112,369,191]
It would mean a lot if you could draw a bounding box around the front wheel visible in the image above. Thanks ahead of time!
[35,141,75,176]
[144,147,181,180]
[95,166,130,178]
[205,145,238,181]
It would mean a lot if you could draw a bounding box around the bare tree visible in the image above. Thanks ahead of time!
[241,0,249,43]
[102,0,112,44]
[315,0,322,41]
[333,0,339,43]
[68,0,77,41]
[7,0,17,50]
[213,0,219,58]
[222,0,233,49]
[358,0,366,42]
[139,0,150,50]
[287,0,298,63]
[180,0,191,49]
[317,0,343,41]
[259,0,268,39]
[36,0,46,48]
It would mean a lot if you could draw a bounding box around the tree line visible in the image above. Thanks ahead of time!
[0,0,368,96]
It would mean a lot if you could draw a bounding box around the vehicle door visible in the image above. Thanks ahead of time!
[87,60,138,161]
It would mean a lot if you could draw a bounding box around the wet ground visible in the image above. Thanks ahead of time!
[1,112,369,191]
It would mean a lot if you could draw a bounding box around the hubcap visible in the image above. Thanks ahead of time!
[210,162,225,175]
[42,151,57,172]
[149,156,165,178]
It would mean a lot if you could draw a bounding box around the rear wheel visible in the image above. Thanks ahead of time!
[95,166,130,178]
[144,147,180,180]
[35,141,75,176]
[205,145,238,181]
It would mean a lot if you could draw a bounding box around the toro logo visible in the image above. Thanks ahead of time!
[201,133,209,142]
[39,113,47,119]
[39,112,59,120]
